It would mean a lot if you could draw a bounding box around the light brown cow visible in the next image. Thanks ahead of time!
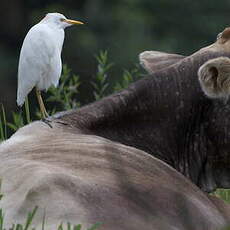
[0,121,229,230]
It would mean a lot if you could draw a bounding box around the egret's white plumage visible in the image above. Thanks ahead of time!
[17,13,83,117]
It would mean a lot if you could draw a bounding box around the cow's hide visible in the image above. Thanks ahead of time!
[2,27,230,230]
[0,121,229,230]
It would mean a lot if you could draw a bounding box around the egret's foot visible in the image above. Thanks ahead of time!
[41,109,49,119]
[36,88,49,119]
[39,105,49,119]
[54,120,69,126]
[42,118,53,128]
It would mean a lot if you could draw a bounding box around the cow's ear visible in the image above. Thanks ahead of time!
[139,51,185,74]
[198,57,230,98]
[217,27,230,44]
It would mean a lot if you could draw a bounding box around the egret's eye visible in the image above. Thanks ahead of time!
[60,18,65,22]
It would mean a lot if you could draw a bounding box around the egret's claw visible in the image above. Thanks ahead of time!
[42,118,53,128]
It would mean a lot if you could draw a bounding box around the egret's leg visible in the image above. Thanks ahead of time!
[35,88,49,118]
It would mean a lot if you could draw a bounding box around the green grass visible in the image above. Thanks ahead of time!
[0,187,101,230]
[0,51,230,228]
[214,189,230,203]
[0,104,7,141]
[0,206,101,230]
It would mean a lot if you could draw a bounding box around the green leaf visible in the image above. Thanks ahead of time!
[23,206,38,230]
[87,222,102,230]
[73,224,82,230]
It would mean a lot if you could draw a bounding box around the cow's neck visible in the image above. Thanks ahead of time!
[56,67,205,174]
[54,51,229,192]
[57,73,180,162]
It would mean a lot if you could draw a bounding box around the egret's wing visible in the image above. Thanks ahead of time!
[139,51,185,74]
[17,24,63,106]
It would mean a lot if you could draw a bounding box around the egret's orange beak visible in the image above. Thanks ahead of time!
[64,19,84,25]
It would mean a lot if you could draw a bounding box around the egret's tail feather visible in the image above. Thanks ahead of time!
[17,92,26,107]
[17,84,33,107]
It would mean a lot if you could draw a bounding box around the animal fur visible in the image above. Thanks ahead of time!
[198,57,230,98]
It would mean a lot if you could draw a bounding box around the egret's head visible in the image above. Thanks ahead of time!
[42,13,84,29]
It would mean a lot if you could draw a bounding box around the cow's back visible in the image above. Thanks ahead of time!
[0,121,228,230]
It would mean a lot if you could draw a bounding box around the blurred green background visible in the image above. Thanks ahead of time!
[1,0,230,113]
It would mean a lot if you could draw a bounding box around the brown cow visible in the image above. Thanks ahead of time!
[1,28,230,229]
[52,28,230,193]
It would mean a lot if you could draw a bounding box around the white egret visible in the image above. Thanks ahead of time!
[17,12,84,118]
